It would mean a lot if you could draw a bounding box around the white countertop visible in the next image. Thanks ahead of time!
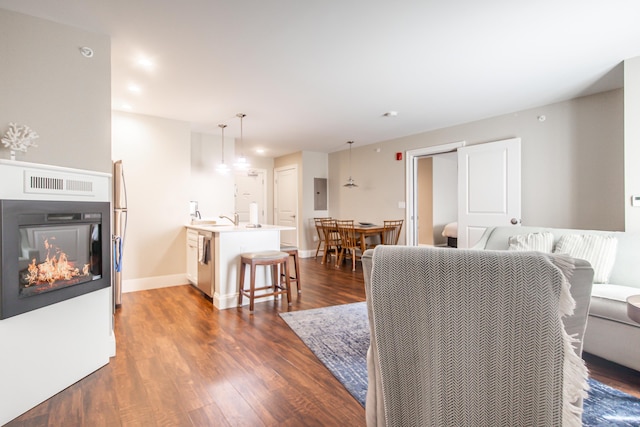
[185,223,295,233]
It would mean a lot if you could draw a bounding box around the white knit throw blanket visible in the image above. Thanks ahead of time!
[368,246,588,427]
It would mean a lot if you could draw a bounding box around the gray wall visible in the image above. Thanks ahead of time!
[329,89,624,232]
[0,9,111,172]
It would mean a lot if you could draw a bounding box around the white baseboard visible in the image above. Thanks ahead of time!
[299,249,317,258]
[122,274,188,294]
[108,330,116,358]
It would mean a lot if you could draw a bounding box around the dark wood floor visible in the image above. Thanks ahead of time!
[6,256,640,426]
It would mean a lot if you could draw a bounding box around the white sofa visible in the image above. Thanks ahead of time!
[474,226,640,372]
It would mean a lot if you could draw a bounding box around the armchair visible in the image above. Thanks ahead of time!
[363,246,593,427]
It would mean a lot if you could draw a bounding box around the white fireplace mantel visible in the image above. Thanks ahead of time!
[0,159,111,201]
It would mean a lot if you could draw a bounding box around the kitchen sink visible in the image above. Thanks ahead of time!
[190,219,219,225]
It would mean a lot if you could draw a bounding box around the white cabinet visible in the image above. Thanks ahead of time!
[186,229,198,284]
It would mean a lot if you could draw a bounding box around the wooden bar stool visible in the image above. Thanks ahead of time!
[238,250,292,312]
[280,244,301,293]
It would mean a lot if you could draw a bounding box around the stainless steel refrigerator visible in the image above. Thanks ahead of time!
[113,160,128,308]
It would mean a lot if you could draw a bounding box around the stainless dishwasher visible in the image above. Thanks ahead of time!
[196,230,214,298]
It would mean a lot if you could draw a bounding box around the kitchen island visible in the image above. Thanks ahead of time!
[185,223,295,310]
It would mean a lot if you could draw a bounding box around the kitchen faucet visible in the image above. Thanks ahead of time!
[219,213,239,226]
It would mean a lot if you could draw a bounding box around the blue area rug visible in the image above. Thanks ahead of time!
[280,301,640,427]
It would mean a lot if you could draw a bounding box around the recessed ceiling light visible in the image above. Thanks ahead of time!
[128,84,141,94]
[255,148,265,154]
[137,57,154,70]
[121,104,133,111]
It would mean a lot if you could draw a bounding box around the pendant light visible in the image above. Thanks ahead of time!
[234,113,250,170]
[344,141,358,188]
[216,124,230,174]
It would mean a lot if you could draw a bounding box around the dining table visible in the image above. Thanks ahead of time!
[353,223,386,253]
[320,221,385,265]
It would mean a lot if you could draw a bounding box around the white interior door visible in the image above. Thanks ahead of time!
[235,169,266,223]
[457,137,521,248]
[274,165,298,246]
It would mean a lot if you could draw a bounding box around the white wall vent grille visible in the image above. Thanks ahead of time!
[66,179,94,193]
[25,171,95,197]
[28,176,94,193]
[29,176,64,191]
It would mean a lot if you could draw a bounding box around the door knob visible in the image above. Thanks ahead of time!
[510,218,519,225]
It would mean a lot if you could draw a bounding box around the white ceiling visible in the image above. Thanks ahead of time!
[1,1,640,157]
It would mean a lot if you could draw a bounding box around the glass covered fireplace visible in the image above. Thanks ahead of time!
[0,199,111,319]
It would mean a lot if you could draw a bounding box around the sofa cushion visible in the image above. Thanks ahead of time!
[554,234,617,283]
[508,231,553,252]
[607,231,640,287]
[590,283,640,327]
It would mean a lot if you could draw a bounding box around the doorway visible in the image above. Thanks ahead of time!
[406,142,465,246]
[415,152,458,246]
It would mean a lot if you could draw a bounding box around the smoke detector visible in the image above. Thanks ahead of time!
[79,46,94,58]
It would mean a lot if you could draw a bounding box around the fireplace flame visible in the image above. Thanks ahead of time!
[25,238,89,286]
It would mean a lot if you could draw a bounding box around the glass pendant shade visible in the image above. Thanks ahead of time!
[344,176,358,188]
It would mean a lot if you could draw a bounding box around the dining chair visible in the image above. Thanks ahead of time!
[313,217,331,259]
[336,219,361,271]
[382,219,404,245]
[320,218,341,265]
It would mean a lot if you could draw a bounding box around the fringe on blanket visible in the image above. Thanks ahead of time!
[549,253,590,427]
